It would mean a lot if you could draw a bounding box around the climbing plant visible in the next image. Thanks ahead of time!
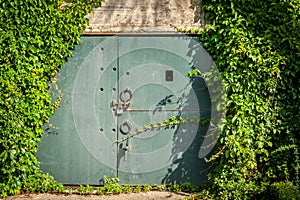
[178,0,300,199]
[0,0,103,196]
[1,0,299,198]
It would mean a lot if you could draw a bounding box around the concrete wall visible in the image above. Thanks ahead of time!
[85,0,204,33]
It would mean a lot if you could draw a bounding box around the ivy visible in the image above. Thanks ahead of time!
[0,0,104,197]
[183,0,300,199]
[115,115,210,144]
[1,0,299,198]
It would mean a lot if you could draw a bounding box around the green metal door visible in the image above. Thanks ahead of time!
[37,35,213,185]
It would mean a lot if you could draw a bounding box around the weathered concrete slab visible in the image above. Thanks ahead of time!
[85,0,204,33]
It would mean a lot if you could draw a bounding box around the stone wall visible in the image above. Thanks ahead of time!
[85,0,204,33]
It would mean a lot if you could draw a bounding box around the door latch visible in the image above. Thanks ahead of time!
[112,88,133,116]
[112,101,131,115]
[112,101,130,115]
[123,138,131,161]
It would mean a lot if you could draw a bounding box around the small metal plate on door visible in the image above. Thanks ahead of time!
[165,70,173,81]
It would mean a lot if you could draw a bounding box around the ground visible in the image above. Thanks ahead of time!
[1,191,190,200]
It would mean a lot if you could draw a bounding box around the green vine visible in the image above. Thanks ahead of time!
[1,0,299,199]
[179,0,300,199]
[115,115,210,144]
[0,0,104,197]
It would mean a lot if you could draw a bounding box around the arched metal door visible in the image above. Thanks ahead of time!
[37,35,213,185]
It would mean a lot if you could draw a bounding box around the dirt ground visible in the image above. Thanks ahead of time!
[1,191,190,200]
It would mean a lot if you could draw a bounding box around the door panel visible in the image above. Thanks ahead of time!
[37,35,213,185]
[37,37,119,184]
[116,37,211,184]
